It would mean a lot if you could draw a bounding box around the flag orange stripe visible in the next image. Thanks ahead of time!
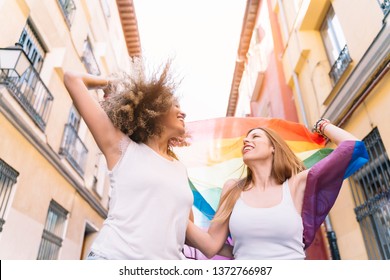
[186,117,325,145]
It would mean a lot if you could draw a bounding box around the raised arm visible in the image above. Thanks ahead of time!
[317,118,359,144]
[63,71,123,168]
[185,179,236,259]
[299,119,369,248]
[294,119,362,187]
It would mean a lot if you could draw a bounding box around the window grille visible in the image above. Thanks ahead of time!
[320,6,352,85]
[0,159,19,232]
[18,20,45,72]
[37,200,68,260]
[59,107,88,176]
[349,128,390,259]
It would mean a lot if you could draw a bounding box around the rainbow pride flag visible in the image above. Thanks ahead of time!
[174,117,328,228]
[176,117,368,258]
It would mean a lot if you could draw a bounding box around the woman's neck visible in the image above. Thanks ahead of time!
[146,136,172,159]
[248,161,275,190]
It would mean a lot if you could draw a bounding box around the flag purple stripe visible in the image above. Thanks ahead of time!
[302,140,369,248]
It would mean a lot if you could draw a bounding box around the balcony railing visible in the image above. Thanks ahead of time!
[329,45,352,85]
[59,124,88,176]
[0,65,54,131]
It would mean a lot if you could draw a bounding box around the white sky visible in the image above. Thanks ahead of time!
[132,0,247,121]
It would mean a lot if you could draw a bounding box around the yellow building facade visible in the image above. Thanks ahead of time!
[0,0,140,259]
[272,0,390,259]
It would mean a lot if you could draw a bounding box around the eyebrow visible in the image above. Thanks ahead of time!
[246,133,259,138]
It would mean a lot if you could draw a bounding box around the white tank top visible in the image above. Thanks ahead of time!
[229,180,305,260]
[91,138,193,259]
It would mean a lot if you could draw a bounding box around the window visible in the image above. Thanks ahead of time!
[100,0,111,18]
[58,0,76,26]
[349,128,390,259]
[378,0,390,15]
[18,21,45,72]
[92,153,106,197]
[320,6,351,85]
[68,106,81,131]
[0,159,19,232]
[37,200,68,260]
[82,38,101,75]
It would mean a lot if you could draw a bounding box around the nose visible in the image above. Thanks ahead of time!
[243,137,249,145]
[180,111,186,119]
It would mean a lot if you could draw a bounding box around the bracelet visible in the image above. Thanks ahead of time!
[313,118,331,138]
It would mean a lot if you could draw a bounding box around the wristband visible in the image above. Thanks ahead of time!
[313,118,330,139]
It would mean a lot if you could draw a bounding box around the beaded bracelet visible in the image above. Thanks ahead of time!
[313,118,331,139]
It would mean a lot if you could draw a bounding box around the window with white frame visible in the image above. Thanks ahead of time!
[100,0,111,18]
[82,37,101,76]
[57,0,76,26]
[37,200,68,260]
[19,20,45,72]
[320,5,351,85]
[0,159,19,233]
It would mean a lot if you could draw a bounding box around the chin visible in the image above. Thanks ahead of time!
[178,125,186,133]
[242,155,254,164]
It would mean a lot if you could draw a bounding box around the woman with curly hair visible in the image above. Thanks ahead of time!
[63,60,193,260]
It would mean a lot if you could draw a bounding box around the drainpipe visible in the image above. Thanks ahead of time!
[324,216,341,259]
[277,0,309,127]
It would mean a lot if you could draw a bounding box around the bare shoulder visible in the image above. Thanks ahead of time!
[221,178,239,196]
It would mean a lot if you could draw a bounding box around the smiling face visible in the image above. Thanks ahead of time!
[242,128,275,164]
[160,98,186,137]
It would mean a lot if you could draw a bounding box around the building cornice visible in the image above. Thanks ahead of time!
[226,0,260,116]
[116,0,142,57]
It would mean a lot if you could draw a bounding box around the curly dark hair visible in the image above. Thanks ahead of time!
[101,60,180,144]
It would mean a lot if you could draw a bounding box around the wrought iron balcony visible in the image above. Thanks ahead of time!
[59,124,88,176]
[329,45,352,86]
[0,49,54,131]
